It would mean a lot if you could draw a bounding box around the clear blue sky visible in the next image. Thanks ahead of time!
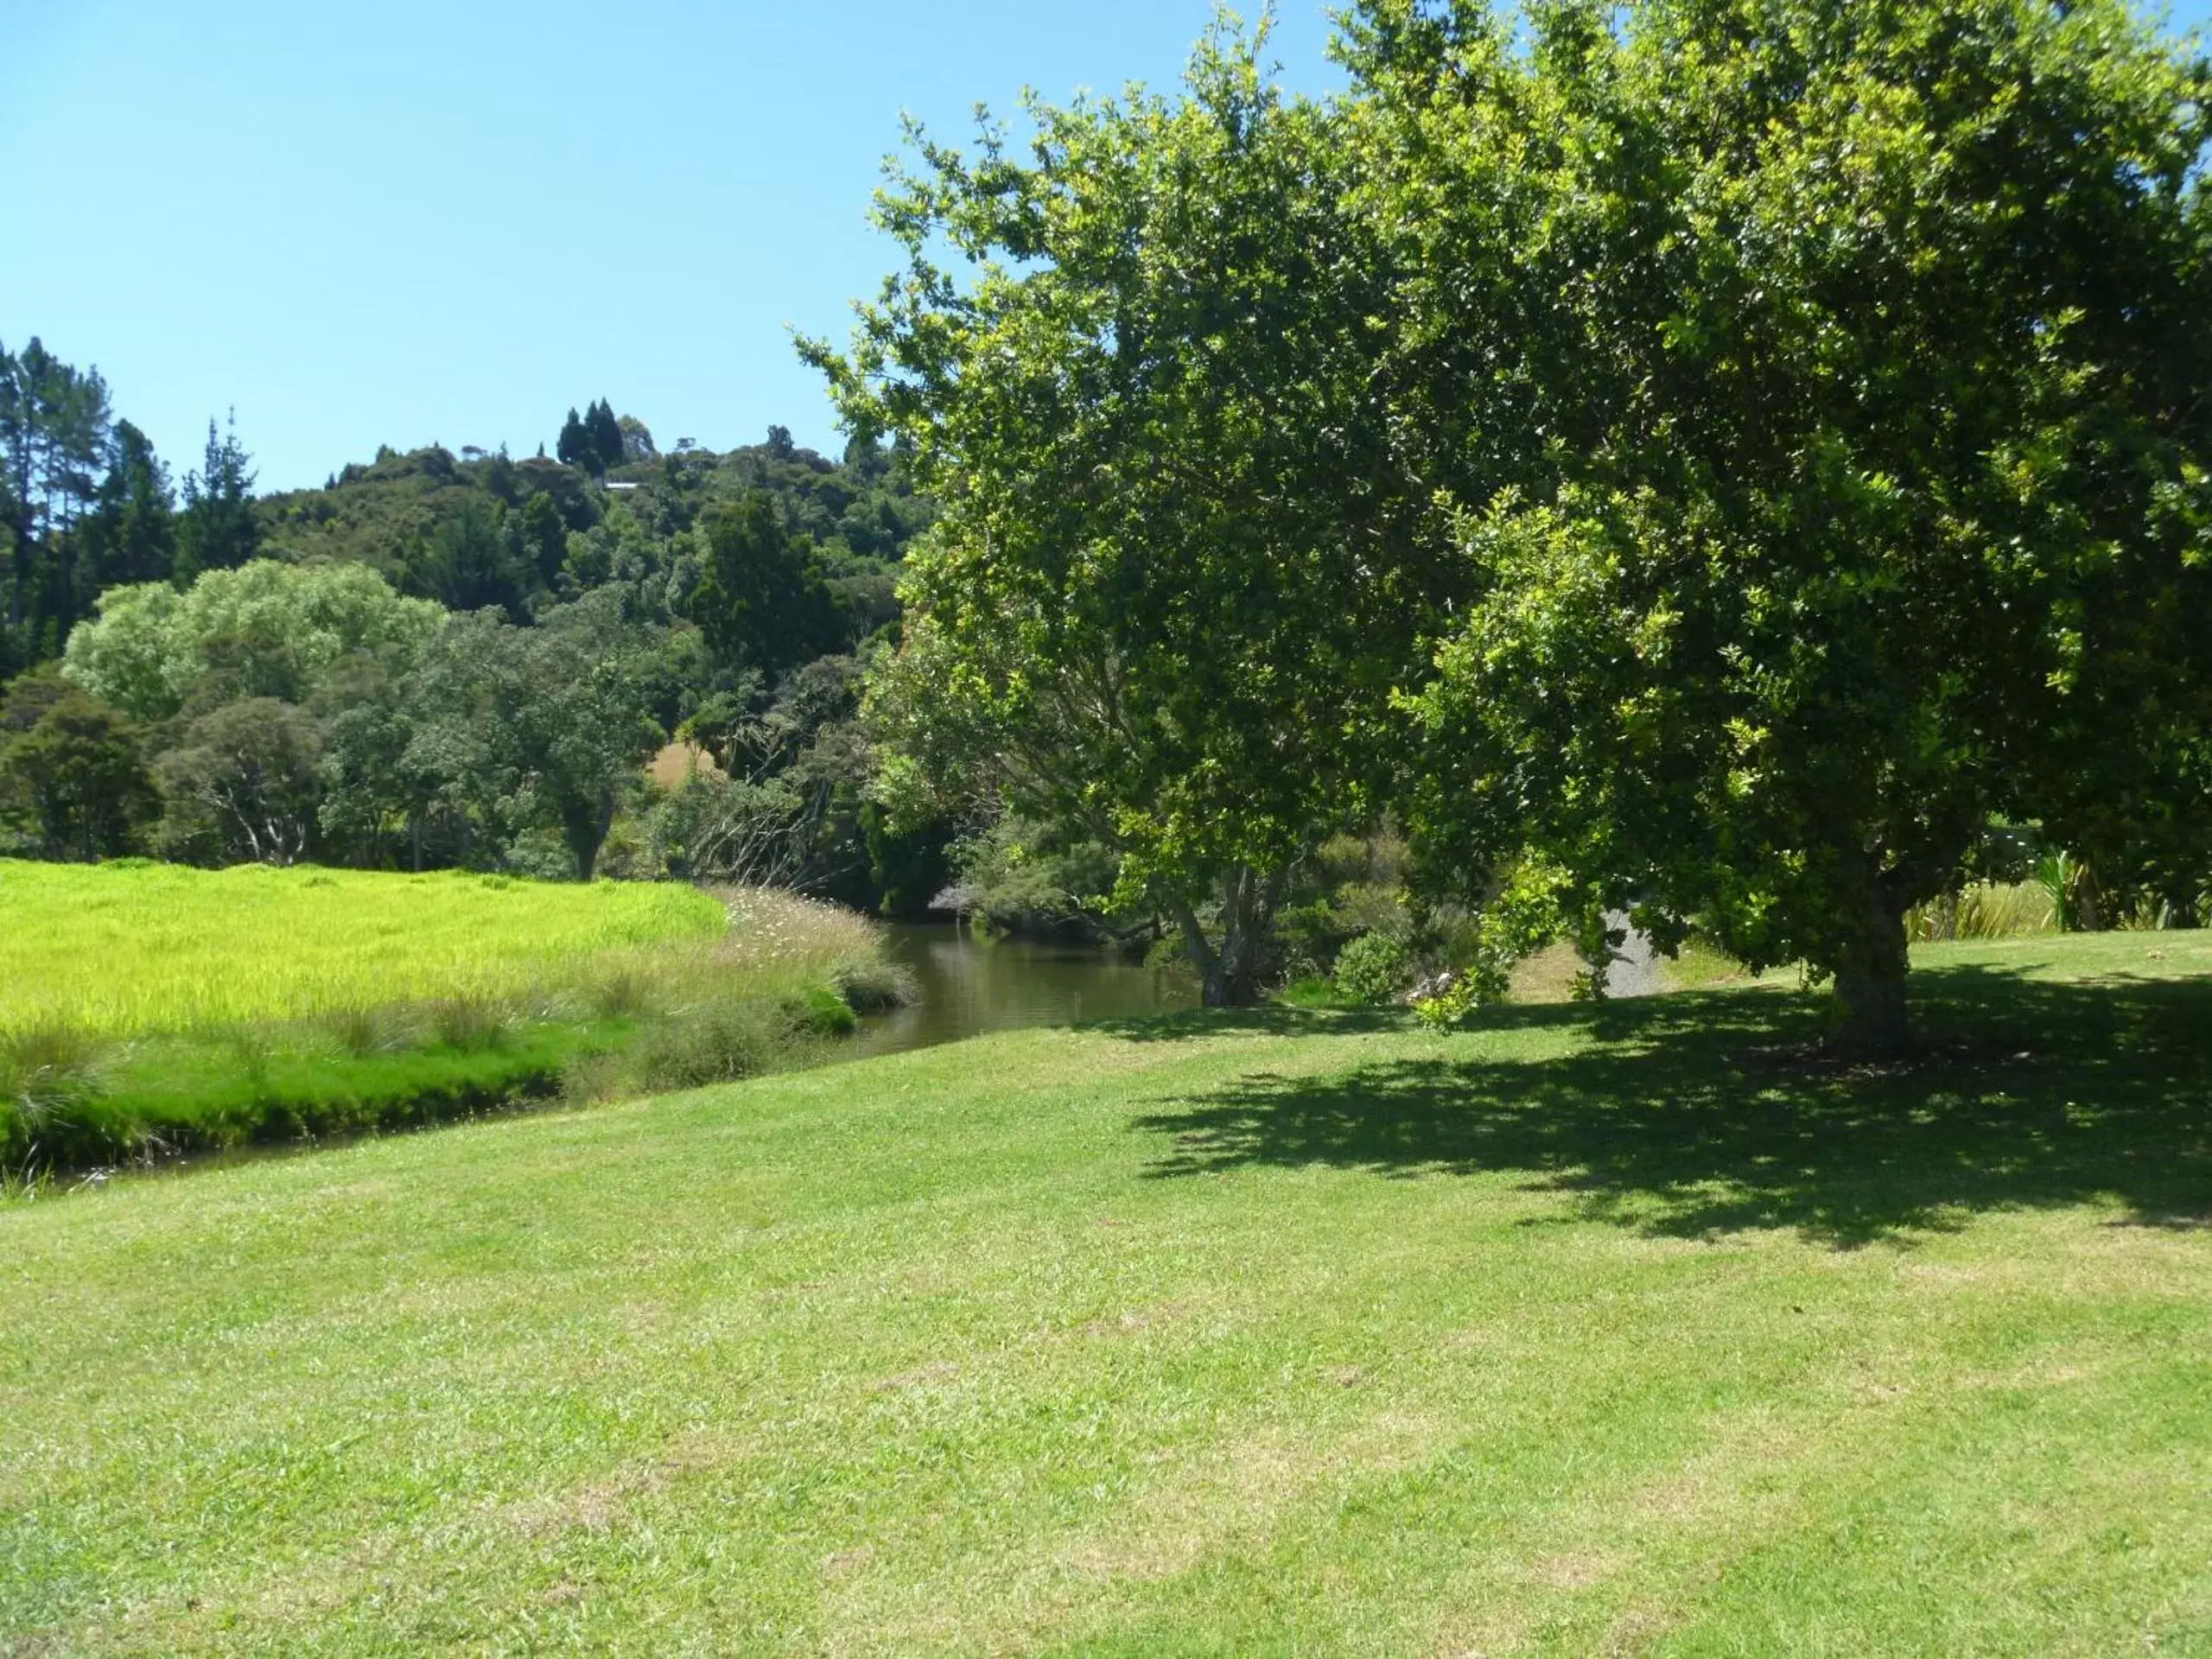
[0,0,1341,492]
[3,0,2205,493]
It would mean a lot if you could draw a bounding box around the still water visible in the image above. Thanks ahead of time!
[849,923,1198,1058]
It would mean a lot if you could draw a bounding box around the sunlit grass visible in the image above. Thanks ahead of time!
[0,866,903,1167]
[0,860,726,1038]
[0,932,2206,1653]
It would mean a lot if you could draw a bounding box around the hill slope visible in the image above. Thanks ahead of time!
[255,433,931,584]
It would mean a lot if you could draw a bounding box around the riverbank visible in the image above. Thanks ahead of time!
[6,931,2208,1652]
[0,863,906,1171]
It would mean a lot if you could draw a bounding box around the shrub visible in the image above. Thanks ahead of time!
[1274,976,1344,1009]
[632,999,788,1090]
[1332,932,1411,1007]
[2037,854,2088,933]
[831,957,918,1014]
[1907,881,2057,942]
[1414,856,1581,1028]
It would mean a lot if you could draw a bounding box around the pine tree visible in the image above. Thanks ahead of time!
[0,340,28,637]
[0,337,113,657]
[174,414,257,583]
[585,399,626,474]
[402,500,527,619]
[556,407,589,469]
[79,420,175,590]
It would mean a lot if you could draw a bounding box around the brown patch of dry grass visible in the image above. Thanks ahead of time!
[644,741,725,789]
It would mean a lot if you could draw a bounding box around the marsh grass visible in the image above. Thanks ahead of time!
[630,997,804,1090]
[0,1025,111,1111]
[0,1025,116,1164]
[427,991,516,1052]
[319,1001,395,1058]
[0,868,908,1171]
[1907,880,2058,941]
[830,957,921,1014]
[582,964,654,1021]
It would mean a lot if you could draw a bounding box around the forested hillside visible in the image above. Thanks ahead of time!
[0,338,947,908]
[257,421,927,625]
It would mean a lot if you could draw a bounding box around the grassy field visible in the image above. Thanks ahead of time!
[0,861,727,1036]
[3,930,2206,1654]
[0,863,902,1169]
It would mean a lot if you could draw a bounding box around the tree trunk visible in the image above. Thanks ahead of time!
[1162,889,1223,1002]
[563,785,616,882]
[1209,865,1255,1007]
[5,505,28,632]
[1161,864,1279,1007]
[2075,861,2104,932]
[1830,881,1912,1059]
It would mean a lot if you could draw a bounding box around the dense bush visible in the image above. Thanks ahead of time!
[1332,931,1411,1007]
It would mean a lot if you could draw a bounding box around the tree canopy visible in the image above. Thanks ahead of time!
[3,0,2208,1049]
[62,558,445,723]
[810,22,1442,1002]
[819,0,2212,1042]
[1352,0,2212,1049]
[689,490,848,679]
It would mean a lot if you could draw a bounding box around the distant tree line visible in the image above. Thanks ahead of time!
[2,338,261,675]
[0,361,944,906]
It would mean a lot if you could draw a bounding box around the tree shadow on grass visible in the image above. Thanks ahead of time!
[1128,963,2212,1248]
[1090,1006,1406,1042]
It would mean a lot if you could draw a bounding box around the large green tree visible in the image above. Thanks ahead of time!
[809,23,1436,1002]
[410,594,666,879]
[314,647,472,871]
[688,491,847,680]
[63,558,445,721]
[1360,0,2212,1051]
[0,670,156,860]
[153,697,324,866]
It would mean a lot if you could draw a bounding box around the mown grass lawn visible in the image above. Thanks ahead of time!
[3,931,2209,1655]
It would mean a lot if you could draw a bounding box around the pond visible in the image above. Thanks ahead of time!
[849,923,1198,1058]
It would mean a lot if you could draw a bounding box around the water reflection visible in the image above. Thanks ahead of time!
[852,923,1198,1057]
